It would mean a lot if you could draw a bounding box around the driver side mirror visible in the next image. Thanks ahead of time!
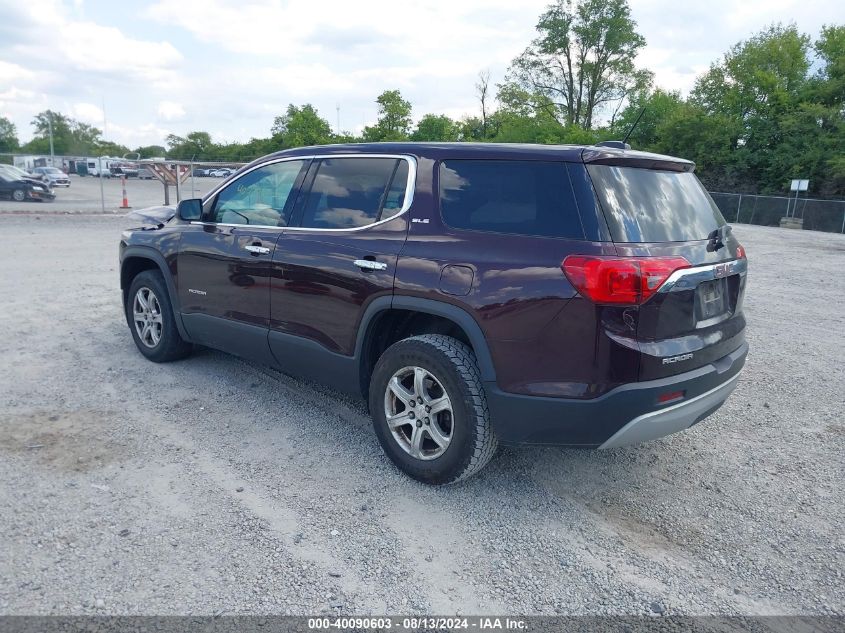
[177,198,202,221]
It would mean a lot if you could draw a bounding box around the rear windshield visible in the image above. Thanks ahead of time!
[439,160,584,239]
[587,165,725,242]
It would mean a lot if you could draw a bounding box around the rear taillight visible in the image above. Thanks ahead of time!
[736,244,746,258]
[562,255,691,306]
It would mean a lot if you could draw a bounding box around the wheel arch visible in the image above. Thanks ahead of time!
[355,295,496,398]
[120,246,189,340]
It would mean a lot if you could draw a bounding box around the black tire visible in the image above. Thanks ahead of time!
[125,270,192,362]
[369,334,498,485]
[12,189,25,202]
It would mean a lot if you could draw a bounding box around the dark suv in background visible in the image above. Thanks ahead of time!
[120,143,747,484]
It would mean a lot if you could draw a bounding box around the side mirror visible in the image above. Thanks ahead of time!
[177,198,202,221]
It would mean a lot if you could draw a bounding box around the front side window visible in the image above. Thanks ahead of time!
[299,157,410,229]
[439,160,585,239]
[210,160,306,226]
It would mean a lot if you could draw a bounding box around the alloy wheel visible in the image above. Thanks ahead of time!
[384,366,453,460]
[132,287,163,348]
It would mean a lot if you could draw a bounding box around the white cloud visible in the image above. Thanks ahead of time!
[157,101,186,121]
[2,0,845,149]
[72,102,104,124]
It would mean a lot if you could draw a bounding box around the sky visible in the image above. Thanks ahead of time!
[1,0,844,149]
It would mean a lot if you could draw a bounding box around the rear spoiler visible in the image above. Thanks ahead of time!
[581,147,694,173]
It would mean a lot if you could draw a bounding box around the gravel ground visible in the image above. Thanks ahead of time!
[0,215,842,616]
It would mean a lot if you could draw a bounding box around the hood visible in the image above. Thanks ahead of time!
[125,205,176,225]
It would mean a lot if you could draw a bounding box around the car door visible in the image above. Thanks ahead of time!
[177,158,310,365]
[268,155,414,391]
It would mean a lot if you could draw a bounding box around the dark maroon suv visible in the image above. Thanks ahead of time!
[120,142,747,484]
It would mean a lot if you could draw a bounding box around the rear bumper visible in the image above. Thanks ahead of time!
[485,342,747,447]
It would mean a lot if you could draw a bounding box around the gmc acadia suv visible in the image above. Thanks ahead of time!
[119,143,748,484]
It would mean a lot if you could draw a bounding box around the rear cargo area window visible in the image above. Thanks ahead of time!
[439,160,584,239]
[587,165,726,243]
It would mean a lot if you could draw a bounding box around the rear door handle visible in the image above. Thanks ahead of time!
[245,245,271,255]
[353,259,387,271]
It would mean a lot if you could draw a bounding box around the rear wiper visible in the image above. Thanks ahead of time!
[707,225,731,252]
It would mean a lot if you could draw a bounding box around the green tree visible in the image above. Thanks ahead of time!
[688,24,820,192]
[812,25,845,106]
[692,24,810,121]
[411,114,458,141]
[23,110,126,156]
[653,105,743,190]
[363,90,413,141]
[26,110,74,154]
[503,0,649,130]
[70,122,104,155]
[165,131,214,159]
[609,88,683,149]
[133,145,167,159]
[271,104,333,148]
[0,116,19,153]
[97,140,130,157]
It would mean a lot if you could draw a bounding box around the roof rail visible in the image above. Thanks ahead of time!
[595,141,631,150]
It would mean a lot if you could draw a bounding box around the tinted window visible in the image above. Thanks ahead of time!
[439,160,584,239]
[300,157,407,229]
[211,160,305,226]
[587,165,726,242]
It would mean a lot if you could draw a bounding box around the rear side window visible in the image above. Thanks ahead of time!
[587,165,726,243]
[439,160,584,239]
[299,157,409,229]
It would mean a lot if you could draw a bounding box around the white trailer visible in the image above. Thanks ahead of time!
[81,157,120,177]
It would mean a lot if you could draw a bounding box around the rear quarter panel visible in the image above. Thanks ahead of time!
[394,157,625,397]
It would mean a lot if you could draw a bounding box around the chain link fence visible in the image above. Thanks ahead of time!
[710,191,845,233]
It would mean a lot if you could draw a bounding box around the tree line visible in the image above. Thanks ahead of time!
[1,0,842,196]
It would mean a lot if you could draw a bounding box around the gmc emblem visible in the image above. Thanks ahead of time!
[714,262,735,278]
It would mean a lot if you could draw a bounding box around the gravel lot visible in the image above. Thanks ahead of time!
[0,174,217,214]
[0,215,842,616]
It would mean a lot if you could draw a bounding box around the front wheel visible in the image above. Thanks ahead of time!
[369,334,498,485]
[12,189,25,202]
[125,270,192,362]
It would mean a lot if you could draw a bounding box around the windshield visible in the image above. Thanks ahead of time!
[587,165,726,243]
[3,166,28,177]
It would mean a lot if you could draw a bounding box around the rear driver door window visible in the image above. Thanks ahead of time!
[297,157,409,229]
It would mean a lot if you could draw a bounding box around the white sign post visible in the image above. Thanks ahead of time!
[789,179,809,218]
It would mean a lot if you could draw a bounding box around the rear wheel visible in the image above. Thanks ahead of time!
[125,270,191,362]
[369,334,497,485]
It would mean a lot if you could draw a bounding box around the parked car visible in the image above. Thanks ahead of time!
[31,166,71,187]
[209,167,234,177]
[111,164,139,178]
[119,142,748,484]
[0,167,56,202]
[138,167,155,180]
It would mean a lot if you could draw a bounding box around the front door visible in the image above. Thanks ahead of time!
[177,158,310,364]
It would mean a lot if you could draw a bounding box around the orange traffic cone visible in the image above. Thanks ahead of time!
[120,175,131,209]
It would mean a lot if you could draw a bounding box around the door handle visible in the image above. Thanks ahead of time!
[245,244,271,255]
[353,259,387,271]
